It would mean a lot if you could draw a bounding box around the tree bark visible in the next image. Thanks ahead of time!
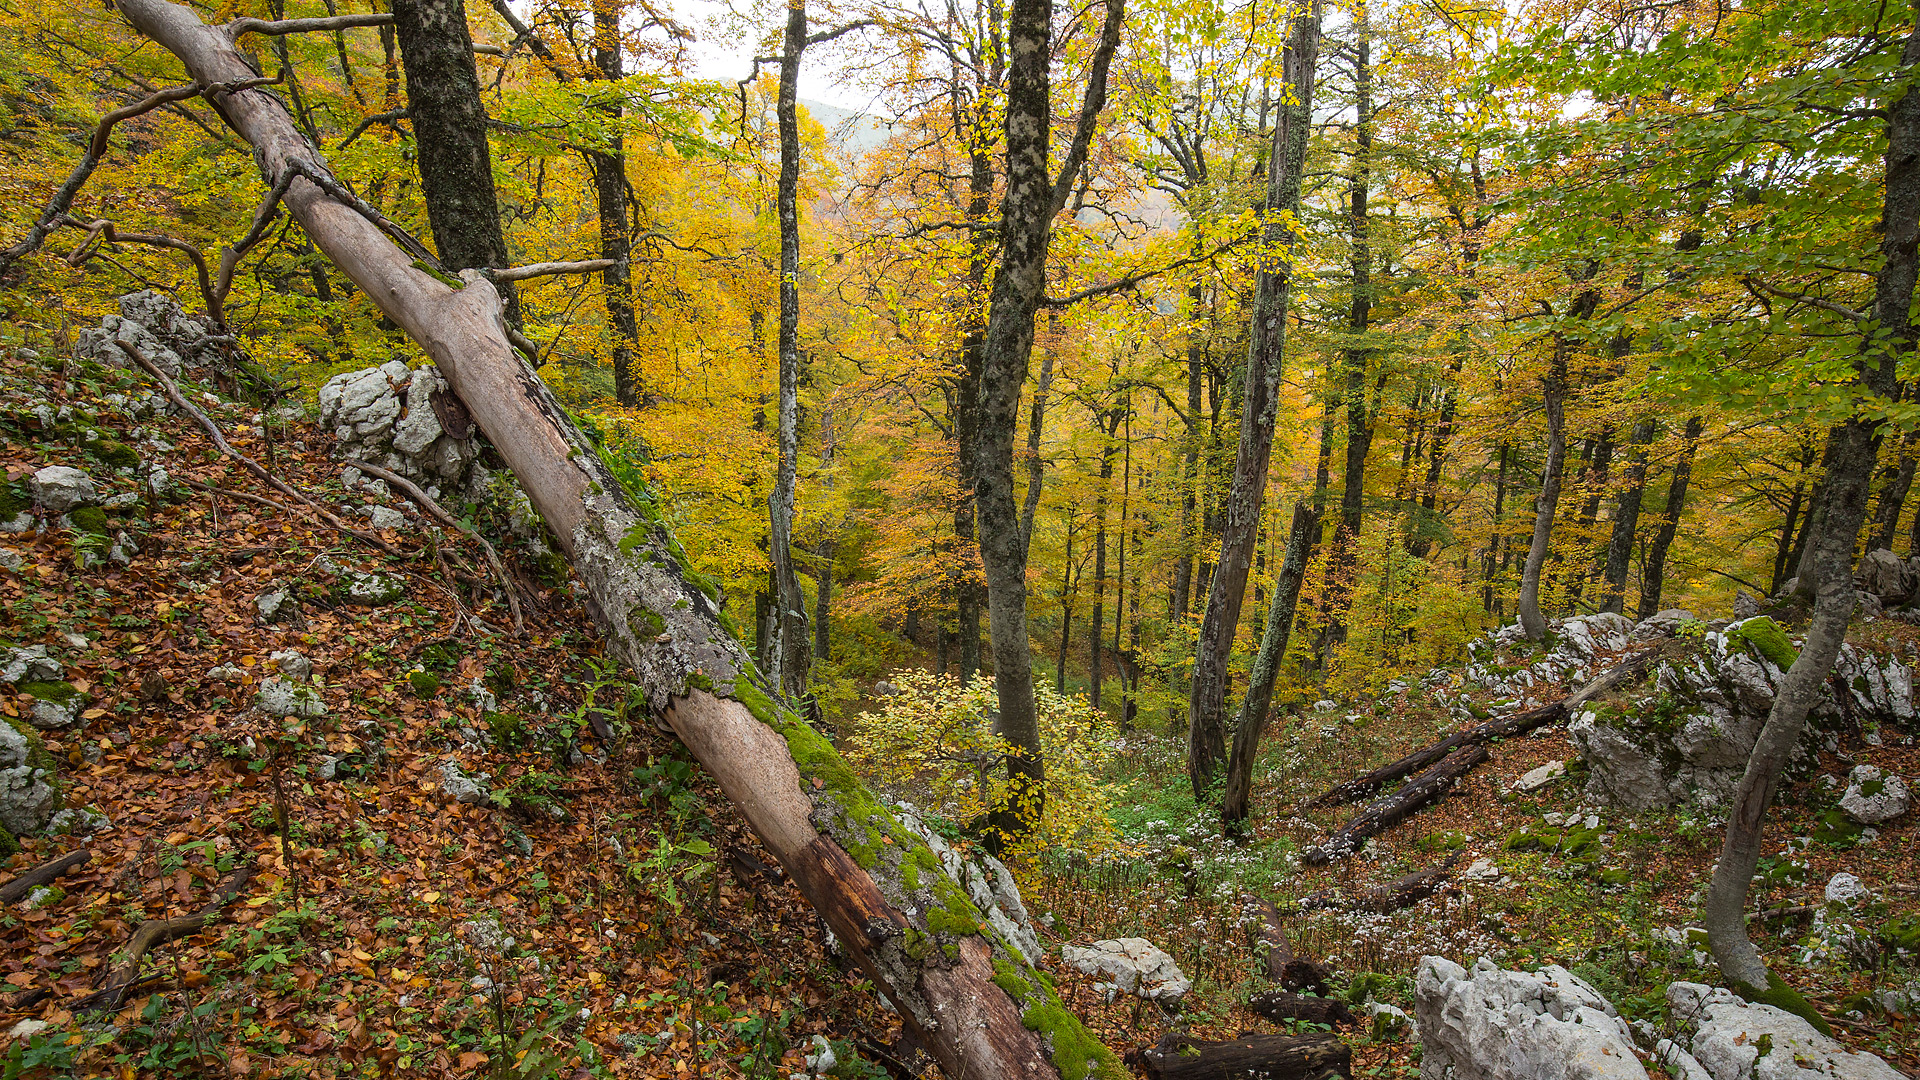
[1516,289,1594,640]
[1221,396,1334,827]
[768,0,812,701]
[1704,18,1919,1008]
[1637,416,1703,619]
[590,2,642,406]
[390,0,519,326]
[1188,1,1320,800]
[114,4,1110,1074]
[1599,416,1655,614]
[1315,3,1373,661]
[1871,428,1919,550]
[975,0,1124,844]
[1128,1033,1350,1080]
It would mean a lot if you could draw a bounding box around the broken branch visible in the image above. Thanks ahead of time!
[488,259,620,283]
[344,457,525,635]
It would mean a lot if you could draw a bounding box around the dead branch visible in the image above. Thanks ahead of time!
[337,108,409,149]
[73,864,254,1012]
[0,76,278,275]
[121,342,399,556]
[212,167,301,310]
[1302,745,1489,865]
[225,13,392,37]
[0,849,91,904]
[488,259,620,283]
[344,457,525,635]
[58,216,222,329]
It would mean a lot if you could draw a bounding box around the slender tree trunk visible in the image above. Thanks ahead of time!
[1188,1,1320,800]
[767,0,811,701]
[1870,429,1919,550]
[1637,417,1704,619]
[116,5,1108,1073]
[1090,415,1118,710]
[390,0,520,325]
[1600,416,1655,614]
[589,1,642,405]
[1772,472,1809,592]
[1704,35,1917,992]
[1222,394,1335,827]
[975,0,1123,844]
[1484,441,1509,614]
[1174,280,1205,619]
[1314,9,1373,662]
[1516,287,1595,640]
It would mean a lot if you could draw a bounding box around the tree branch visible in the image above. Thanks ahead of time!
[225,13,392,38]
[488,258,620,282]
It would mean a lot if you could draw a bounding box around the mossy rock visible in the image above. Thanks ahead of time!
[486,710,527,751]
[530,549,571,589]
[1559,827,1602,857]
[0,822,16,858]
[1811,808,1863,848]
[84,438,139,471]
[16,680,79,706]
[1595,867,1631,887]
[6,715,55,771]
[1419,830,1470,852]
[408,671,442,699]
[0,481,25,518]
[66,506,109,537]
[1503,828,1553,852]
[1882,913,1920,953]
[1728,616,1798,670]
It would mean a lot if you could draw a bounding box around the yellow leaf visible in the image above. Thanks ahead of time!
[82,708,107,719]
[420,891,441,904]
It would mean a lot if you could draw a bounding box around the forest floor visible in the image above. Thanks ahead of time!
[0,347,1915,1079]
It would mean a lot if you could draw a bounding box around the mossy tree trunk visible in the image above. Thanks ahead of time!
[116,3,1116,1075]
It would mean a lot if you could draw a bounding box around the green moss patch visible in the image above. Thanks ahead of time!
[1728,617,1797,670]
[1734,968,1832,1037]
[66,506,108,537]
[408,671,441,699]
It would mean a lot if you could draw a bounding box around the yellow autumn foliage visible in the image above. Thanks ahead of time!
[844,671,1120,861]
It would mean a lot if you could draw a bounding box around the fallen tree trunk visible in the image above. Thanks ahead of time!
[1296,853,1461,914]
[1303,745,1487,864]
[111,3,1107,1077]
[1127,1033,1351,1080]
[0,849,90,904]
[1247,991,1354,1027]
[1307,646,1658,808]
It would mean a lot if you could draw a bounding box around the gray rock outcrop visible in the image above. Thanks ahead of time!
[30,466,97,514]
[0,720,56,837]
[1569,617,1913,813]
[898,808,1042,965]
[73,290,226,378]
[1665,982,1905,1080]
[1061,938,1191,1006]
[317,361,480,499]
[1416,956,1646,1080]
[1837,764,1910,824]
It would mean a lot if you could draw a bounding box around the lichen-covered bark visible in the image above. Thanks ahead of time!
[117,2,1115,1075]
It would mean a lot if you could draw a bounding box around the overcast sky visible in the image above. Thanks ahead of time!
[674,0,876,109]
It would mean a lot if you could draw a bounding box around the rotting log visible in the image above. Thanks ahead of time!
[1302,745,1487,865]
[1296,853,1460,914]
[1307,646,1658,809]
[110,3,1113,1076]
[1247,991,1354,1027]
[1127,1033,1351,1080]
[0,849,90,904]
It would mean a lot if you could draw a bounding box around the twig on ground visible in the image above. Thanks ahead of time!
[344,457,524,635]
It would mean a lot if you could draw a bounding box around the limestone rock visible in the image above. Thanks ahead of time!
[317,362,479,495]
[257,677,326,719]
[269,649,314,682]
[1416,956,1645,1080]
[256,586,297,623]
[1857,548,1919,609]
[899,807,1042,965]
[73,290,225,378]
[1838,765,1910,825]
[439,760,494,806]
[341,569,405,606]
[1061,938,1190,1006]
[1665,982,1905,1080]
[0,718,57,836]
[1513,760,1567,793]
[1,646,62,685]
[1632,609,1696,641]
[30,466,97,513]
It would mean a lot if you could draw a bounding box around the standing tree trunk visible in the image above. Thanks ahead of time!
[1870,428,1919,550]
[1174,280,1206,620]
[589,1,642,405]
[1771,440,1816,592]
[390,0,519,325]
[1187,1,1320,799]
[974,0,1124,845]
[1599,416,1655,614]
[1704,26,1918,1006]
[114,4,1116,1075]
[1222,392,1335,827]
[1090,405,1121,710]
[1483,441,1509,614]
[767,0,812,701]
[1314,0,1373,663]
[1515,288,1595,641]
[1638,416,1704,619]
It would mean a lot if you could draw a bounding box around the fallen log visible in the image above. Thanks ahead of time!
[112,3,1111,1076]
[1249,896,1292,981]
[1306,646,1658,809]
[1302,745,1488,865]
[73,864,254,1012]
[0,849,91,904]
[1295,853,1462,914]
[1247,991,1354,1027]
[1127,1032,1351,1080]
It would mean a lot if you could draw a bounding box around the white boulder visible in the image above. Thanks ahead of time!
[1665,982,1905,1080]
[1415,956,1646,1080]
[1838,765,1910,825]
[1061,938,1190,1006]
